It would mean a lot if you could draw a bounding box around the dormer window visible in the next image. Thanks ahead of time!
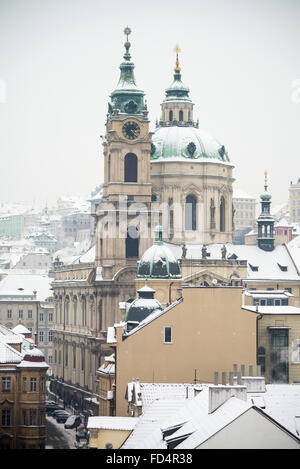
[278,263,288,271]
[249,263,259,271]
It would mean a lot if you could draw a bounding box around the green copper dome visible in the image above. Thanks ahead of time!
[125,285,163,330]
[136,226,181,279]
[151,126,230,163]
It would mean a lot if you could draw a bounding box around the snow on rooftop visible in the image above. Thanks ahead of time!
[87,416,139,431]
[0,272,53,301]
[243,306,300,315]
[165,242,300,281]
[233,189,256,200]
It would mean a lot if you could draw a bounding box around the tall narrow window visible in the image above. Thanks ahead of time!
[220,196,226,232]
[210,198,216,229]
[124,153,138,182]
[169,110,173,122]
[82,296,86,326]
[98,299,103,331]
[126,226,139,258]
[185,195,197,231]
[164,327,173,343]
[168,198,174,238]
[179,110,183,121]
[108,154,111,182]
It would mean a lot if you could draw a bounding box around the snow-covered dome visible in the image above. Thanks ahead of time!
[125,285,163,330]
[136,226,181,279]
[151,126,230,163]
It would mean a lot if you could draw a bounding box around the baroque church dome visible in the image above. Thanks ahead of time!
[151,46,230,164]
[136,226,181,279]
[151,126,230,163]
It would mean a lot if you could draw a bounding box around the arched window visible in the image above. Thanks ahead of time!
[185,195,197,231]
[220,196,225,232]
[124,153,138,182]
[169,110,173,122]
[151,193,157,202]
[179,110,183,122]
[126,226,139,258]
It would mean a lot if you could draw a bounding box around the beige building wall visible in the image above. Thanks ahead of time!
[257,313,300,384]
[113,287,258,416]
[89,428,132,449]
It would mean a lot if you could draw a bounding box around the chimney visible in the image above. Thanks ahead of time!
[214,372,219,386]
[193,385,203,397]
[208,383,247,414]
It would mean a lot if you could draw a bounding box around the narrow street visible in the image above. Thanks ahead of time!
[46,416,76,450]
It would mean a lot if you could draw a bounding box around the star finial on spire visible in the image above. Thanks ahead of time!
[174,43,181,73]
[123,26,132,61]
[124,26,131,41]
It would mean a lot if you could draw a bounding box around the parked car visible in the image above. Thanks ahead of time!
[52,409,69,419]
[56,412,70,424]
[46,404,64,416]
[64,415,81,429]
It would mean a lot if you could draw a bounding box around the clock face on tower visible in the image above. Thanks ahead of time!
[122,121,141,140]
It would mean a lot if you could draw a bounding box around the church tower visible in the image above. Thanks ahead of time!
[257,172,275,251]
[150,46,234,245]
[94,28,157,279]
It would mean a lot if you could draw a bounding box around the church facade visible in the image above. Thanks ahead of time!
[51,30,300,411]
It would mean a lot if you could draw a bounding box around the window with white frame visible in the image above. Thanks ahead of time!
[1,377,11,392]
[164,326,173,344]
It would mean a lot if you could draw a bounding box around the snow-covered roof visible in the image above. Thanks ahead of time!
[126,382,196,410]
[165,242,300,281]
[87,416,139,431]
[0,341,23,364]
[0,272,53,301]
[243,306,300,315]
[72,245,95,264]
[12,324,31,335]
[123,383,300,449]
[233,189,256,200]
[122,399,187,449]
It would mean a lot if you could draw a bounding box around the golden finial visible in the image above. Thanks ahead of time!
[174,43,181,73]
[264,171,268,191]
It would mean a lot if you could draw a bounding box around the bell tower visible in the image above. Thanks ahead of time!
[94,28,157,279]
[257,171,275,251]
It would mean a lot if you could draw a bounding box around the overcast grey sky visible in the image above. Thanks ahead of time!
[0,0,299,208]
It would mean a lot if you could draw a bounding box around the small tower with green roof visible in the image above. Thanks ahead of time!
[257,171,275,251]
